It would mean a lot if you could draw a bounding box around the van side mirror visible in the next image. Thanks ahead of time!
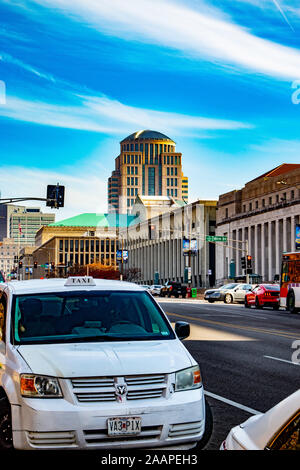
[175,321,190,340]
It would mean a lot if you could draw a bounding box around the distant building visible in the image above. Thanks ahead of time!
[33,213,137,278]
[130,195,187,221]
[215,164,300,283]
[120,199,217,287]
[108,130,188,214]
[0,204,55,246]
[0,238,19,278]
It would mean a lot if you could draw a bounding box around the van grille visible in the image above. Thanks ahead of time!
[168,421,204,439]
[26,431,77,448]
[83,425,162,445]
[71,374,167,403]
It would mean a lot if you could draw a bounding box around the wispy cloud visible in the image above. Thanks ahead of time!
[271,0,295,31]
[0,165,108,220]
[0,93,252,135]
[0,52,56,82]
[25,0,300,80]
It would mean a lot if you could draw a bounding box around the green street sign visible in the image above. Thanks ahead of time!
[206,235,228,242]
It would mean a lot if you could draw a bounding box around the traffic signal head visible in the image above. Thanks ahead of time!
[18,261,23,269]
[34,261,38,269]
[241,256,246,269]
[46,184,65,208]
[247,255,252,268]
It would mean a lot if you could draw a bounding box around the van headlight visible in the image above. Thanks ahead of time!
[20,374,63,398]
[175,366,202,391]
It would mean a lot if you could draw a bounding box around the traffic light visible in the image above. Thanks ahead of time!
[241,257,246,270]
[18,261,23,269]
[46,184,65,208]
[148,224,157,240]
[51,262,55,270]
[246,255,252,269]
[246,255,252,274]
[34,261,38,269]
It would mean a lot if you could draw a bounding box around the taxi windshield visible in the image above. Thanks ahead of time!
[12,291,175,344]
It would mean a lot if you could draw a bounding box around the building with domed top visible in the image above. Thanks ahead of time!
[108,130,188,214]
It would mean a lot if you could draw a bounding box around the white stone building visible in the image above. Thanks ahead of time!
[120,199,217,287]
[215,164,300,283]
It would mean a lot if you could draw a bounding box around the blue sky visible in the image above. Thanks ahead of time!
[0,0,300,220]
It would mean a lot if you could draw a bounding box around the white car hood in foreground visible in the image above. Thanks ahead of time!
[17,339,193,377]
[227,389,300,450]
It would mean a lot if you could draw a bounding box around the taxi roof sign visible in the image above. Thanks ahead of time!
[65,276,96,286]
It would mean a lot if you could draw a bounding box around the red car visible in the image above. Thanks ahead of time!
[245,284,280,310]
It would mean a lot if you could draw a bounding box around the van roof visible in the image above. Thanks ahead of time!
[0,278,144,296]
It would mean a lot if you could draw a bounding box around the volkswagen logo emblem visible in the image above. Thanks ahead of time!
[115,384,127,402]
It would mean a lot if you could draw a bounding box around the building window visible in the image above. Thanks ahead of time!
[256,201,258,209]
[148,167,155,196]
[225,208,228,218]
[291,190,295,199]
[249,203,252,211]
[269,197,272,204]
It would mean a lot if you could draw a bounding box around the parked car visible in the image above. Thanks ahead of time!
[160,281,187,298]
[245,284,280,310]
[219,283,254,304]
[220,389,300,450]
[204,283,240,303]
[140,284,151,290]
[149,285,163,296]
[0,276,212,450]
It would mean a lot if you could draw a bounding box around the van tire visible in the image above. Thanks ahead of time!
[0,397,13,450]
[193,398,213,450]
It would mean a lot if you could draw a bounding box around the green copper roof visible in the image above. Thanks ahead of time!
[49,213,137,228]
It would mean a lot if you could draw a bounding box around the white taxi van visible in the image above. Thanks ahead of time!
[0,277,211,451]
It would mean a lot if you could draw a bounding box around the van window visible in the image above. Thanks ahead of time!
[12,291,175,344]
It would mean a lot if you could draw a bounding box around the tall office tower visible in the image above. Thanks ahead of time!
[108,130,189,213]
[0,204,55,246]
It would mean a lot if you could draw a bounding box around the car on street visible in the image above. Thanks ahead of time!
[0,276,212,451]
[204,283,239,303]
[140,284,151,290]
[245,284,280,310]
[212,283,253,304]
[149,284,163,296]
[220,389,300,450]
[160,281,187,298]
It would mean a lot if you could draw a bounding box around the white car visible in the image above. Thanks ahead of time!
[0,276,212,451]
[149,285,163,296]
[220,389,300,450]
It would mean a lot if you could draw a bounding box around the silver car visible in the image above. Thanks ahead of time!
[149,285,163,296]
[219,283,254,304]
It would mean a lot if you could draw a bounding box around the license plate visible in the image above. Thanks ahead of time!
[107,417,142,436]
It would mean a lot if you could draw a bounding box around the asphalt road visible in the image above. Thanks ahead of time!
[157,298,300,450]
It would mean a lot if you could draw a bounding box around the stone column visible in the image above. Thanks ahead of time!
[268,221,273,281]
[291,215,295,252]
[275,219,280,276]
[283,218,287,253]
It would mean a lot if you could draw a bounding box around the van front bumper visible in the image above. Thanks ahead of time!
[11,388,205,450]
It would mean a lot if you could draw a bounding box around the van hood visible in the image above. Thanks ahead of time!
[17,340,193,377]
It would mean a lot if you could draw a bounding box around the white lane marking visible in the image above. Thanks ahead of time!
[205,391,261,415]
[264,355,300,366]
